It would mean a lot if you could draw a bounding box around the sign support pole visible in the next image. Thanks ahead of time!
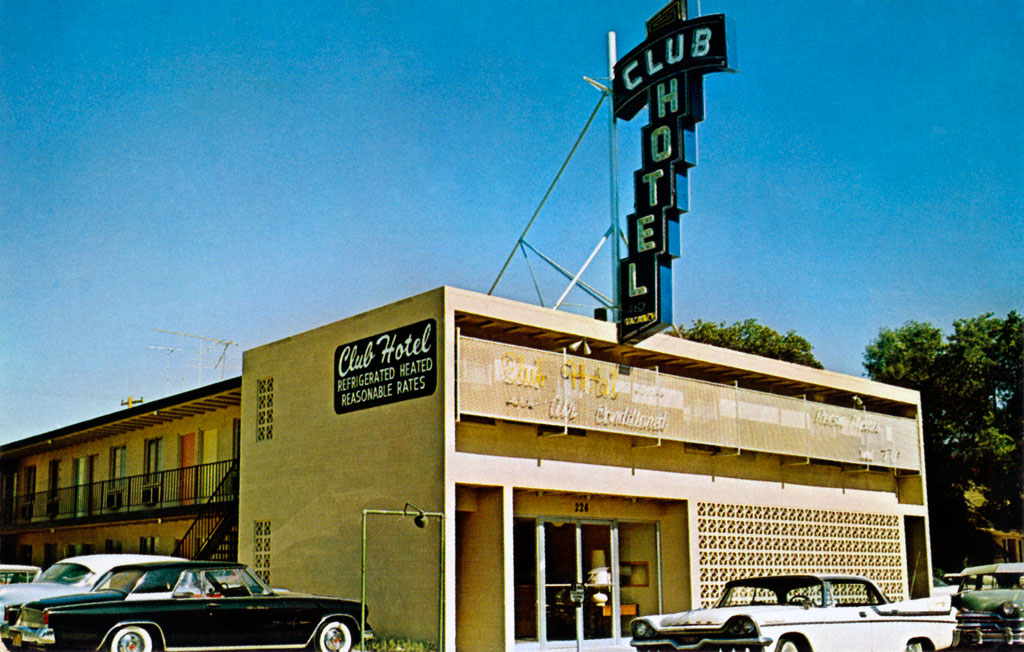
[608,31,621,322]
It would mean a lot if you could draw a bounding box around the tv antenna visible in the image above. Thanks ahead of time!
[147,345,181,394]
[152,329,239,385]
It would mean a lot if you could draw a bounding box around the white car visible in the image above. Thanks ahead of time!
[0,565,41,585]
[629,574,955,652]
[0,554,182,643]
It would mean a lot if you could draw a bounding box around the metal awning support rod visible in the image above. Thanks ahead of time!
[554,224,615,309]
[519,240,612,306]
[520,243,547,307]
[488,94,607,296]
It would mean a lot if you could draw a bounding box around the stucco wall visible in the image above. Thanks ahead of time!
[239,289,446,643]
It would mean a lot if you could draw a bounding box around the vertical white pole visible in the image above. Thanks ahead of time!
[608,31,620,321]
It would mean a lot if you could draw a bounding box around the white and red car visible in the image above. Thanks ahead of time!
[629,574,955,652]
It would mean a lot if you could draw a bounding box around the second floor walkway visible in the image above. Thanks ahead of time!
[1,458,237,531]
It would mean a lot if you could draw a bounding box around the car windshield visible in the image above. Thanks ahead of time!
[37,563,95,586]
[960,573,1024,591]
[717,577,824,608]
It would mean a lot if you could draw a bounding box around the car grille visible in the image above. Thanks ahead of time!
[960,611,1023,632]
[958,611,1024,645]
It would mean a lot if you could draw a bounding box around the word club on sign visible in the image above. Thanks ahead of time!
[614,1,734,344]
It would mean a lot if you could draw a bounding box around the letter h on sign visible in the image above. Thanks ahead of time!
[614,0,734,344]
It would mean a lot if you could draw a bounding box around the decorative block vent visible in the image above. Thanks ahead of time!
[696,502,906,607]
[256,377,274,441]
[254,520,271,584]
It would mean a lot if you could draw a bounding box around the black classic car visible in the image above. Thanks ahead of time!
[8,560,370,652]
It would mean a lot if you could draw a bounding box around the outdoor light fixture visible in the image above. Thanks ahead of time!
[569,338,592,356]
[403,502,428,529]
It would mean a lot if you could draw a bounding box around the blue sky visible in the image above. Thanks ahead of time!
[1,1,1021,444]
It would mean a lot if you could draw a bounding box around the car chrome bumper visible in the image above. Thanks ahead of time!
[8,624,55,646]
[954,626,1024,646]
[632,636,773,650]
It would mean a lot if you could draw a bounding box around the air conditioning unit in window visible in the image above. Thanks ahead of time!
[46,500,60,518]
[141,486,160,505]
[105,491,123,510]
[18,502,33,521]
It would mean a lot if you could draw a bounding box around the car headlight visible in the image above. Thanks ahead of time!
[724,616,758,637]
[631,619,656,639]
[1000,601,1021,619]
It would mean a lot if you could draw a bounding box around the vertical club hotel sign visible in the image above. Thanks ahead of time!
[615,1,734,344]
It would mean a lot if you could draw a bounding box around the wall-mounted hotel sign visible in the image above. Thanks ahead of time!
[334,319,437,414]
[615,1,734,344]
[458,336,921,471]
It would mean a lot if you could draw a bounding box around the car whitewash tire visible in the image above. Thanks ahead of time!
[109,625,154,652]
[316,619,353,652]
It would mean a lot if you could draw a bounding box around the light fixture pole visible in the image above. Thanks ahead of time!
[361,504,446,652]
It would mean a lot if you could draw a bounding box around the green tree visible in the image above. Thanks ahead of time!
[674,318,823,369]
[864,311,1023,569]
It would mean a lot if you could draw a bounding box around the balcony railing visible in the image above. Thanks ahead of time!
[1,459,237,527]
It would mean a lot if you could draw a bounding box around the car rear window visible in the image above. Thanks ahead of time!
[38,563,93,586]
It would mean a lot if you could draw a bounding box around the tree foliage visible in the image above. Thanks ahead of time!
[674,318,824,369]
[864,311,1023,569]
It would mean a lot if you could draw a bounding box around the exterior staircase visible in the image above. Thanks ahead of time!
[172,460,239,561]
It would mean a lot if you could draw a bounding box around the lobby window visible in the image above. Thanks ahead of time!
[254,520,271,583]
[140,536,159,554]
[105,539,123,554]
[19,545,32,566]
[257,377,274,441]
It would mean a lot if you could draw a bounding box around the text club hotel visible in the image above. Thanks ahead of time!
[0,4,937,651]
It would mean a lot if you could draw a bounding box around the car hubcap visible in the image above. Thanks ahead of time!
[324,625,348,651]
[118,633,143,652]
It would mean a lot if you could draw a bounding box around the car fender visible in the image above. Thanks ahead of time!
[99,620,167,651]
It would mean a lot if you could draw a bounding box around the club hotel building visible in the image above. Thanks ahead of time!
[0,286,934,651]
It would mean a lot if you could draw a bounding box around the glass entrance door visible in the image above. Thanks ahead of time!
[540,520,616,647]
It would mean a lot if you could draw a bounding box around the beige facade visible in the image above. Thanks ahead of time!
[238,286,933,652]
